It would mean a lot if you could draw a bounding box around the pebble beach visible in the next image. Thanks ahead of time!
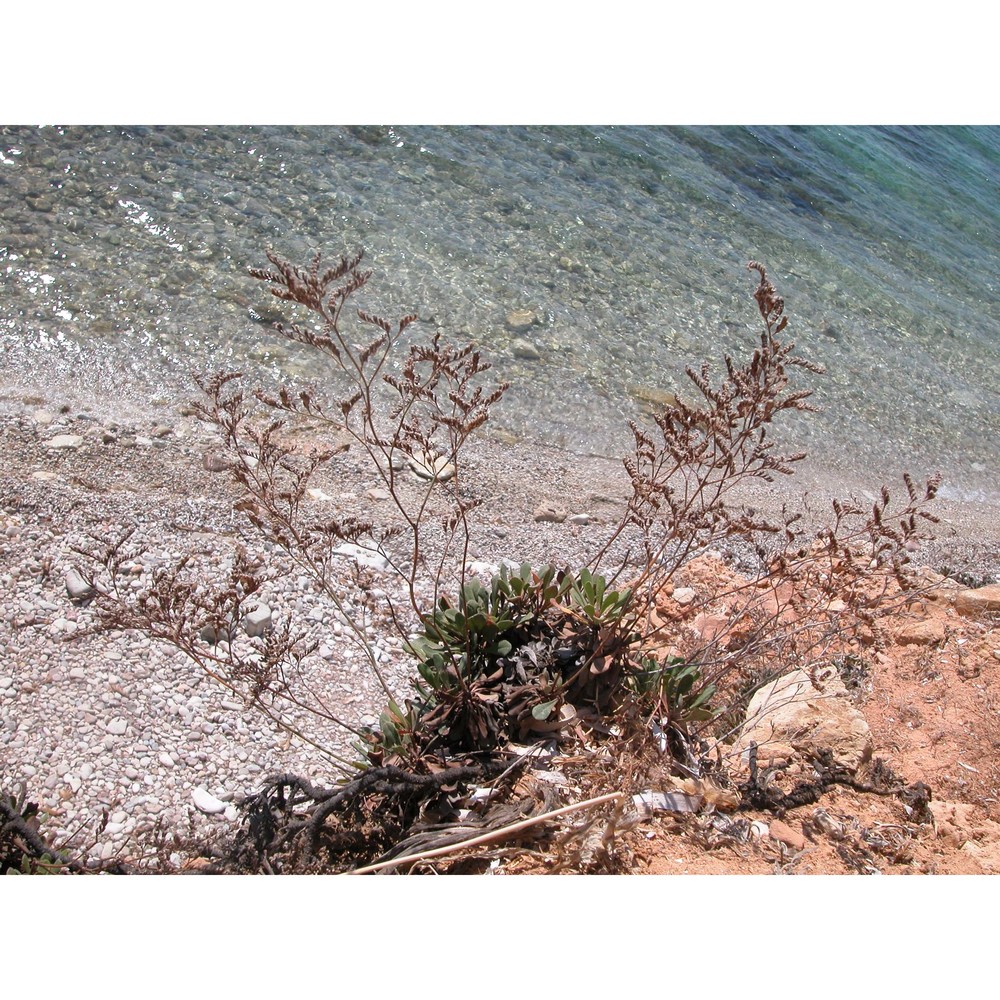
[2,384,998,870]
[0,394,647,868]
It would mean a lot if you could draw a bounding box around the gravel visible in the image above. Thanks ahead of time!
[0,400,641,869]
[1,394,997,871]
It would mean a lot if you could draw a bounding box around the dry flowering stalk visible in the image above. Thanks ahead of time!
[586,262,940,756]
[75,247,511,771]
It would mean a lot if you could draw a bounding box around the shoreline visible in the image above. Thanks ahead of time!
[2,325,999,512]
[1,381,996,576]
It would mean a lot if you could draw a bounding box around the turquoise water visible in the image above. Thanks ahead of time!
[1,125,997,486]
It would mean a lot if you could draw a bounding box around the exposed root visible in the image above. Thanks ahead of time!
[737,744,933,819]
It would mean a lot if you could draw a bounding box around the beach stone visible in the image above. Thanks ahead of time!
[106,718,128,736]
[630,384,680,410]
[407,451,456,482]
[568,513,591,525]
[200,624,232,644]
[202,452,233,472]
[505,308,540,333]
[65,568,95,602]
[533,504,567,523]
[46,434,84,450]
[466,560,500,578]
[334,543,391,571]
[896,619,946,645]
[956,585,1000,617]
[243,604,273,638]
[511,337,541,360]
[736,667,872,773]
[769,819,806,852]
[191,787,227,815]
[366,487,390,501]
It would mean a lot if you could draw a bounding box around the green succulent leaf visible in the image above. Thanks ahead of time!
[379,713,401,748]
[531,699,557,721]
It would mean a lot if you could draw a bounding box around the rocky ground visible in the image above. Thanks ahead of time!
[1,388,998,874]
[507,555,1000,875]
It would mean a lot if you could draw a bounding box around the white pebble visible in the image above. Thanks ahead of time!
[192,787,228,814]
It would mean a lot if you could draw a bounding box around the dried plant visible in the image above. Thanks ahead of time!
[569,263,940,762]
[240,249,509,614]
[72,248,518,782]
[1,782,75,874]
[0,780,131,874]
[69,249,942,869]
[593,262,823,585]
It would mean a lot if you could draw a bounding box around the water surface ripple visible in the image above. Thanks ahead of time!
[1,125,997,496]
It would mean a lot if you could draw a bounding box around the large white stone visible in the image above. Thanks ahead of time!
[333,542,391,572]
[736,667,872,773]
[46,434,84,449]
[65,568,95,601]
[243,604,272,637]
[192,787,227,815]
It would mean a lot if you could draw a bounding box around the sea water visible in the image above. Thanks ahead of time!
[1,125,997,490]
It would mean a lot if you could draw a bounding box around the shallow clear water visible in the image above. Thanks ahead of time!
[1,125,997,489]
